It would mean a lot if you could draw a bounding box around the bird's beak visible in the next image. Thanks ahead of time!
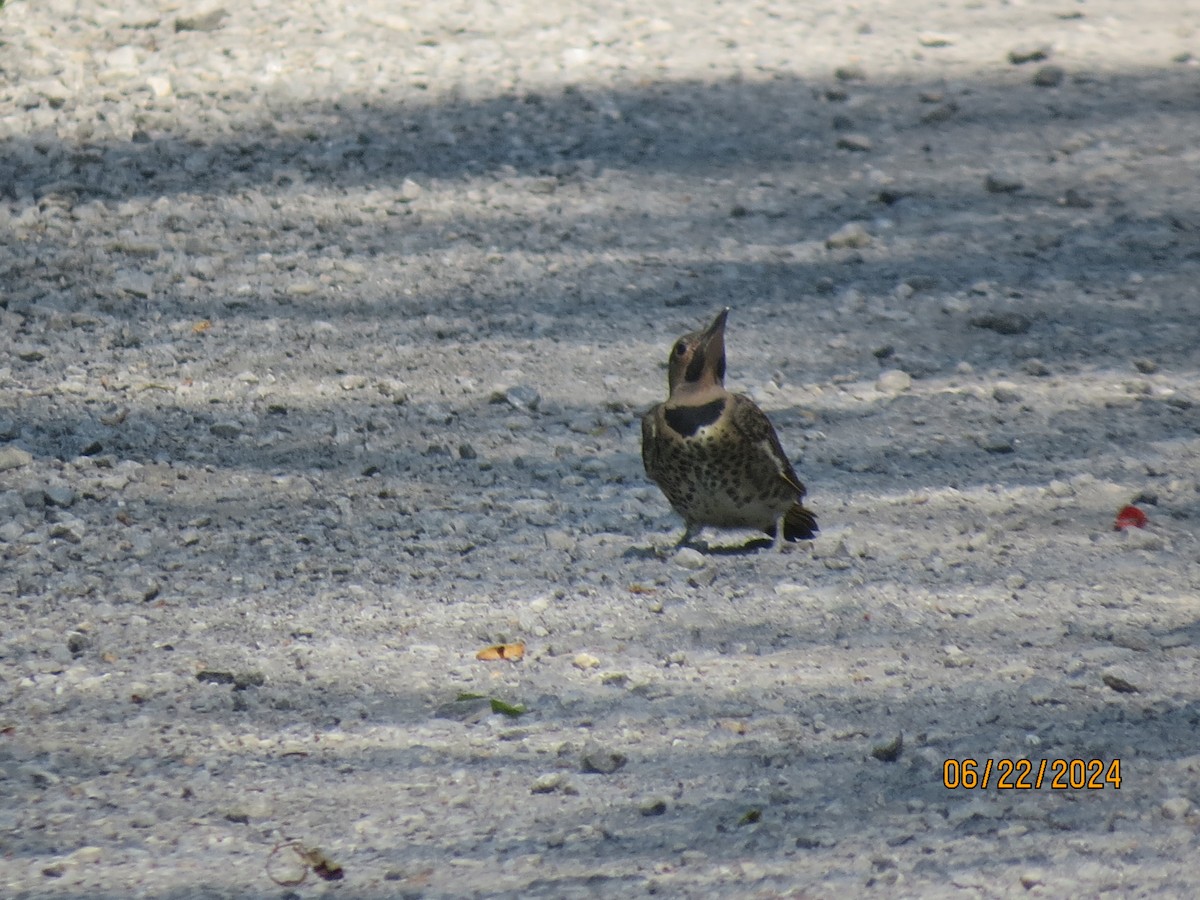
[701,307,730,347]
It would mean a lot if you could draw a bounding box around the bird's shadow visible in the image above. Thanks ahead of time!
[700,538,775,555]
[623,535,777,558]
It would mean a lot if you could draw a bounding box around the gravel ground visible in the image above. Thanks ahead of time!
[3,0,1200,896]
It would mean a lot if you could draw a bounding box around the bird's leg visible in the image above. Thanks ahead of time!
[677,522,702,549]
[772,515,786,551]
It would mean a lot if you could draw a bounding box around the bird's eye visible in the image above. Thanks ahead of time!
[672,341,687,357]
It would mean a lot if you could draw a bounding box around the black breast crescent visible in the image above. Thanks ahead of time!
[663,398,726,437]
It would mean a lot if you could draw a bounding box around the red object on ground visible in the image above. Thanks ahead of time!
[1114,505,1148,530]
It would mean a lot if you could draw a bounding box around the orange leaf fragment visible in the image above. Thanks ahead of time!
[476,642,526,662]
[192,320,212,333]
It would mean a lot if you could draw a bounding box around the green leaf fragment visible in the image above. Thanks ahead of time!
[489,698,527,717]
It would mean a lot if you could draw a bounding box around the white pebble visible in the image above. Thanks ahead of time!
[876,369,912,393]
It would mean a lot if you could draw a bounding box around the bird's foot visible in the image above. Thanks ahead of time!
[673,526,715,555]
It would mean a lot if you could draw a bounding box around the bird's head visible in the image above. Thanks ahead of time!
[667,307,729,396]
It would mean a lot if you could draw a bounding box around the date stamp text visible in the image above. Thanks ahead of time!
[942,758,1121,790]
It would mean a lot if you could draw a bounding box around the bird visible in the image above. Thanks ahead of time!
[641,307,818,550]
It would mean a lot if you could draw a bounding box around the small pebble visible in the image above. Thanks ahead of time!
[1162,797,1191,820]
[210,421,242,438]
[1101,669,1141,694]
[146,75,173,98]
[942,646,975,668]
[545,530,576,552]
[377,379,409,402]
[434,695,493,722]
[50,521,85,543]
[44,485,77,508]
[905,274,940,292]
[921,102,958,124]
[1060,188,1093,208]
[672,547,706,570]
[531,773,565,794]
[825,222,872,249]
[114,272,153,298]
[985,173,1024,194]
[871,732,904,762]
[580,744,627,775]
[285,281,320,297]
[1032,64,1065,87]
[1020,870,1046,889]
[836,133,872,152]
[970,312,1031,335]
[398,178,423,202]
[834,63,867,82]
[976,433,1015,454]
[1005,574,1028,591]
[175,8,228,32]
[992,382,1022,403]
[876,369,912,393]
[0,445,33,471]
[233,671,266,690]
[1021,677,1059,705]
[67,632,90,654]
[503,385,542,411]
[917,32,955,47]
[639,797,668,816]
[1008,44,1052,64]
[66,846,103,866]
[1121,528,1165,552]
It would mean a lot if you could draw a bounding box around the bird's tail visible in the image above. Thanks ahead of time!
[782,503,819,541]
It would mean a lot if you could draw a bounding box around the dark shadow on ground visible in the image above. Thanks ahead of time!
[5,68,1198,198]
[4,66,1200,894]
[4,68,1200,353]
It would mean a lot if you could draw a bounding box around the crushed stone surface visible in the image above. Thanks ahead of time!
[3,0,1200,896]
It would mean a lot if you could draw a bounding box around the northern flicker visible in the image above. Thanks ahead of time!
[641,308,818,549]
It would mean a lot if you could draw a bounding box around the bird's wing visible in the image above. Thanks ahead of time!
[729,395,807,498]
[640,407,660,480]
